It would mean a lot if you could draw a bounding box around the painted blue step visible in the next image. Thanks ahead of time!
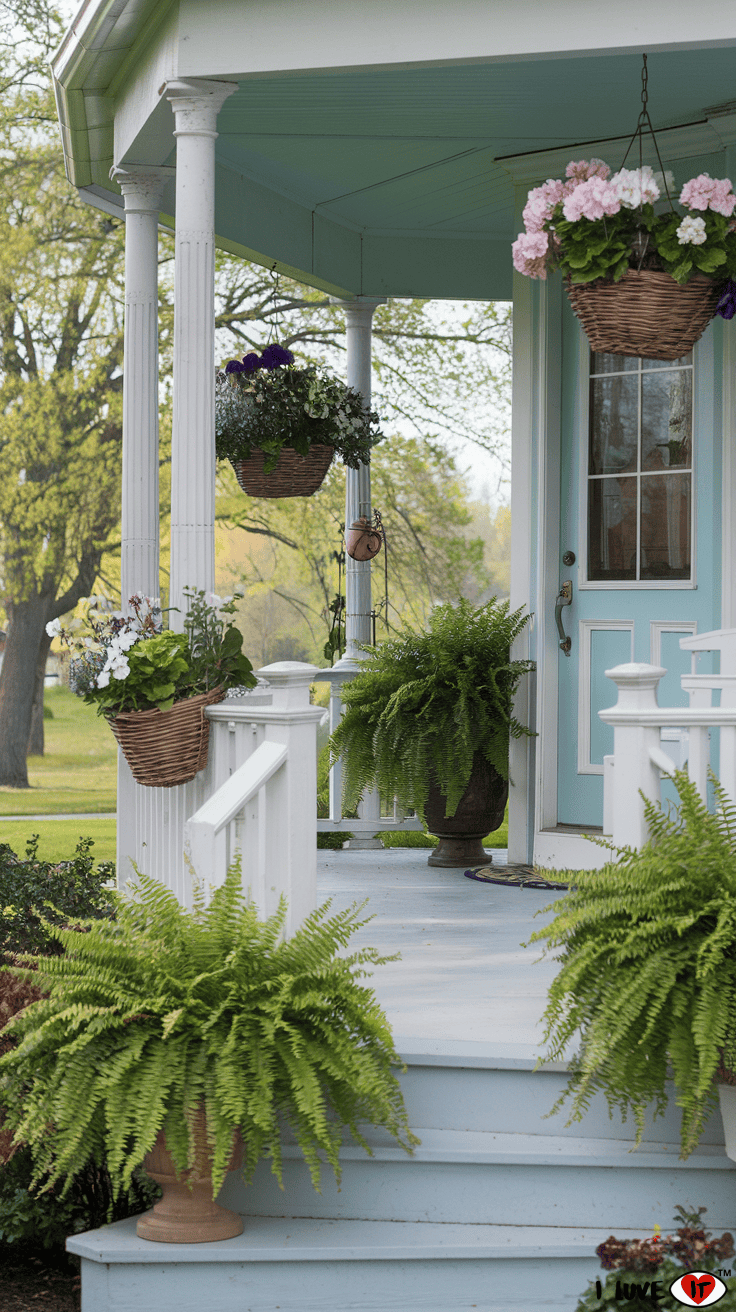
[68,1215,644,1312]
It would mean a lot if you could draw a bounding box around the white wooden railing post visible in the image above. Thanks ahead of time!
[599,663,667,849]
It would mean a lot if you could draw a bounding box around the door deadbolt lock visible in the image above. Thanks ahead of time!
[562,550,576,566]
[555,580,573,656]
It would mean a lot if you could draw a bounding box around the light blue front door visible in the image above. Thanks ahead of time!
[556,299,722,827]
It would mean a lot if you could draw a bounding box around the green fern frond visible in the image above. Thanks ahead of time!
[330,598,534,819]
[530,769,736,1157]
[0,863,416,1201]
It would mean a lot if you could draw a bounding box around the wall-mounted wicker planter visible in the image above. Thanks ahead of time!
[109,687,224,788]
[231,444,334,498]
[566,269,723,361]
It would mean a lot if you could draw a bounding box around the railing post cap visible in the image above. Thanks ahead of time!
[605,662,666,686]
[256,661,321,685]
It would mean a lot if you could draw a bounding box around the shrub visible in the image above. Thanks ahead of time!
[0,835,115,959]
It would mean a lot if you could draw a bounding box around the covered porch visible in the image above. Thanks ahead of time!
[66,847,736,1311]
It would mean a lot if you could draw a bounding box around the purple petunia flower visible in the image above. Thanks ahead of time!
[716,280,736,321]
[224,360,245,374]
[242,353,263,373]
[260,343,294,370]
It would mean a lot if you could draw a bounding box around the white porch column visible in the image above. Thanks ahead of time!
[342,299,385,656]
[166,78,238,626]
[111,166,171,608]
[336,299,386,848]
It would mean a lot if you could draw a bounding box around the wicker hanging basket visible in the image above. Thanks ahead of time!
[565,269,722,361]
[231,444,334,498]
[109,687,225,788]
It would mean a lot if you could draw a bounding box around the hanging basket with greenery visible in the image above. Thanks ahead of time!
[215,344,382,498]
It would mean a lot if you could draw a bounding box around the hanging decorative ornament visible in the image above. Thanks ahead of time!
[345,514,382,561]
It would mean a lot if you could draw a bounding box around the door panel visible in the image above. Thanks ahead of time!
[556,300,721,829]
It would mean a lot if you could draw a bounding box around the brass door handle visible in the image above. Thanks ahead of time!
[555,580,573,656]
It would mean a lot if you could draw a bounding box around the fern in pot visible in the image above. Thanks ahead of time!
[530,770,736,1160]
[330,599,534,868]
[0,866,418,1244]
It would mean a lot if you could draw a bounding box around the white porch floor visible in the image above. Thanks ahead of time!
[316,848,565,1055]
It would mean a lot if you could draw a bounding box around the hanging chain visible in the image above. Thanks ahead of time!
[619,53,675,214]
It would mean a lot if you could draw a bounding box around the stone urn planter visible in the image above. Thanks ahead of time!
[137,1109,244,1244]
[425,753,508,868]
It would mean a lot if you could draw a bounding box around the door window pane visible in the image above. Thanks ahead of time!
[588,477,637,581]
[589,375,638,474]
[640,473,691,579]
[641,370,692,472]
[587,352,693,583]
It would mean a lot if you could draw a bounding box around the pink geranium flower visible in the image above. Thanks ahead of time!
[562,177,621,222]
[522,178,566,233]
[680,173,736,217]
[565,158,611,184]
[512,230,549,279]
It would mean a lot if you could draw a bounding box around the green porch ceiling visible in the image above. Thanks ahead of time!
[56,15,736,298]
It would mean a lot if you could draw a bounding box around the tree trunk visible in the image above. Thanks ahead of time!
[0,599,49,787]
[27,630,52,757]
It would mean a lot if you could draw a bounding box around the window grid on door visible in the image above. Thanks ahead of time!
[587,351,693,583]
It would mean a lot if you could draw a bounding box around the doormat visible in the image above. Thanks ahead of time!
[464,865,569,891]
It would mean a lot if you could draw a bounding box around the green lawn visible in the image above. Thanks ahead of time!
[0,817,117,864]
[0,685,117,815]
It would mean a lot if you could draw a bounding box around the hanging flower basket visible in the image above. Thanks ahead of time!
[232,443,334,498]
[109,686,225,788]
[511,60,736,360]
[215,343,381,499]
[565,268,723,360]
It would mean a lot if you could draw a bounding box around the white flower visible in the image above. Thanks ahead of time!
[676,214,708,245]
[111,660,130,680]
[116,630,139,652]
[610,165,660,209]
[45,618,61,637]
[204,591,224,608]
[96,670,111,688]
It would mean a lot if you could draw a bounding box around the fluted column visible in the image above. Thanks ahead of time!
[166,78,238,627]
[112,166,171,610]
[342,299,385,657]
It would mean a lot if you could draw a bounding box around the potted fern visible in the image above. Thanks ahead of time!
[329,599,534,867]
[531,770,736,1160]
[0,866,418,1244]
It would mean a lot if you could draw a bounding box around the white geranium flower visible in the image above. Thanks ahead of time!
[205,591,224,608]
[111,660,130,680]
[96,670,111,688]
[676,215,707,245]
[45,618,61,637]
[610,164,660,208]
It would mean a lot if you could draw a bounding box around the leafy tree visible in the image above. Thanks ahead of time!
[0,0,512,785]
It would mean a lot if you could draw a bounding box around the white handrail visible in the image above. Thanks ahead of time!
[184,740,287,892]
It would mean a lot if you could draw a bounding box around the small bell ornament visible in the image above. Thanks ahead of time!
[345,515,382,561]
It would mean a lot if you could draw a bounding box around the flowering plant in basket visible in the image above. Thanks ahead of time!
[513,159,736,287]
[215,343,381,472]
[49,590,256,717]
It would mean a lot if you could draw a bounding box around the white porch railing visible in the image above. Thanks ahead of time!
[116,662,324,933]
[599,629,736,849]
[313,658,424,841]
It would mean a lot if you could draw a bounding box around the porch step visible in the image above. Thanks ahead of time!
[68,1044,736,1311]
[68,1215,643,1311]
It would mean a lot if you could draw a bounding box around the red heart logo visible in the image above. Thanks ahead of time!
[670,1272,720,1305]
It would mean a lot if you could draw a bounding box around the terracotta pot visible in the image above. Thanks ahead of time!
[424,753,508,868]
[137,1110,244,1243]
[345,517,382,561]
